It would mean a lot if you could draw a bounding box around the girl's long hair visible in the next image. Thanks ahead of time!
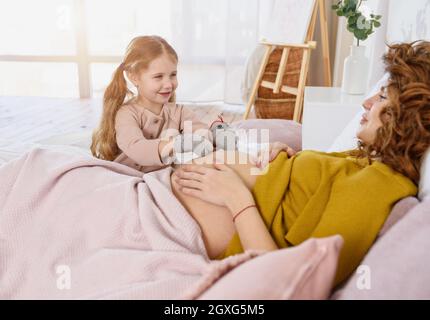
[90,35,178,161]
[352,41,430,184]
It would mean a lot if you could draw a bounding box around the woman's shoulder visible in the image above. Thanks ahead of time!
[370,160,417,194]
[296,149,383,175]
[297,150,376,167]
[301,150,416,194]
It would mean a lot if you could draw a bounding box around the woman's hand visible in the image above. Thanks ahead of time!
[173,162,254,210]
[251,142,296,169]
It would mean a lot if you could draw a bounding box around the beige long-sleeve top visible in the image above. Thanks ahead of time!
[113,102,209,173]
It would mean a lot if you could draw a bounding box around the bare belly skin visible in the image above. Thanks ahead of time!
[170,150,261,259]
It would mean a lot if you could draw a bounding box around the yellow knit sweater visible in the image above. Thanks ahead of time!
[217,150,417,286]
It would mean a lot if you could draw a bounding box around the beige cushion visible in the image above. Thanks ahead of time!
[184,235,343,300]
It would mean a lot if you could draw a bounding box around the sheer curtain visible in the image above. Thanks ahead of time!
[160,0,273,104]
[0,0,274,103]
[167,0,256,103]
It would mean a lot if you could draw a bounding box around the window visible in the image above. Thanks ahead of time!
[0,0,264,103]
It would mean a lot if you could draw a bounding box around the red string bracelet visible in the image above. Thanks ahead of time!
[232,204,257,222]
[209,114,225,128]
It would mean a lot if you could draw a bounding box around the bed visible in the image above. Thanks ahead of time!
[0,95,429,300]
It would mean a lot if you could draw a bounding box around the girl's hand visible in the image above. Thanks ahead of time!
[173,162,254,209]
[159,136,175,164]
[251,142,296,169]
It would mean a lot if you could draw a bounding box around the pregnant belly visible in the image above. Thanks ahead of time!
[171,172,236,259]
[170,151,260,259]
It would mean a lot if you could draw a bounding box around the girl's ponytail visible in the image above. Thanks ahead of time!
[91,64,131,160]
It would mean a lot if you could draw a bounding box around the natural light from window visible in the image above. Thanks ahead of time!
[0,0,261,103]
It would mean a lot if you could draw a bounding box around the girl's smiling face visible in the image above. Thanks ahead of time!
[356,88,391,144]
[129,53,178,110]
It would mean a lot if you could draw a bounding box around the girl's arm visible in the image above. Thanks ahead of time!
[115,107,174,166]
[180,105,212,138]
[158,137,175,162]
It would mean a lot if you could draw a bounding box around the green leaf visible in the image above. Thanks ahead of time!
[354,28,368,40]
[373,21,381,28]
[348,15,358,25]
[342,6,349,15]
[347,0,358,10]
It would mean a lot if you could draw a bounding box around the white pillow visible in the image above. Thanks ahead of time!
[328,73,390,152]
[327,111,363,152]
[328,73,430,200]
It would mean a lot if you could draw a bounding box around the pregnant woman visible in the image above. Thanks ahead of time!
[1,41,428,299]
[171,41,430,287]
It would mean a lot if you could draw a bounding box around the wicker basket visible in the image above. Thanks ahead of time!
[254,47,303,120]
[255,98,296,119]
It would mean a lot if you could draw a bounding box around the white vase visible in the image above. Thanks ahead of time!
[341,45,369,95]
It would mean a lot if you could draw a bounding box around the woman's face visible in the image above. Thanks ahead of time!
[356,88,390,144]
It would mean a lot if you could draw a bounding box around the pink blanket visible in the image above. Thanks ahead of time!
[0,147,236,299]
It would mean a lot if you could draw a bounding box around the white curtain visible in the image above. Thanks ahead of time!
[87,0,274,103]
[85,0,275,103]
[168,0,274,104]
[0,0,275,102]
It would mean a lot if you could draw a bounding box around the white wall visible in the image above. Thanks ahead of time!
[386,0,430,42]
[333,0,430,89]
[332,0,388,88]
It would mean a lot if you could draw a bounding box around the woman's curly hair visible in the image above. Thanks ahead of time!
[353,41,430,185]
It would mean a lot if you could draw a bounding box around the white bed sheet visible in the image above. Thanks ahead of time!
[0,130,93,166]
[0,130,199,167]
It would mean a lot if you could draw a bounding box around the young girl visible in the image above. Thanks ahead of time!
[91,35,210,173]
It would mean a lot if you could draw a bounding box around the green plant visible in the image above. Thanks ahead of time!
[332,0,382,46]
